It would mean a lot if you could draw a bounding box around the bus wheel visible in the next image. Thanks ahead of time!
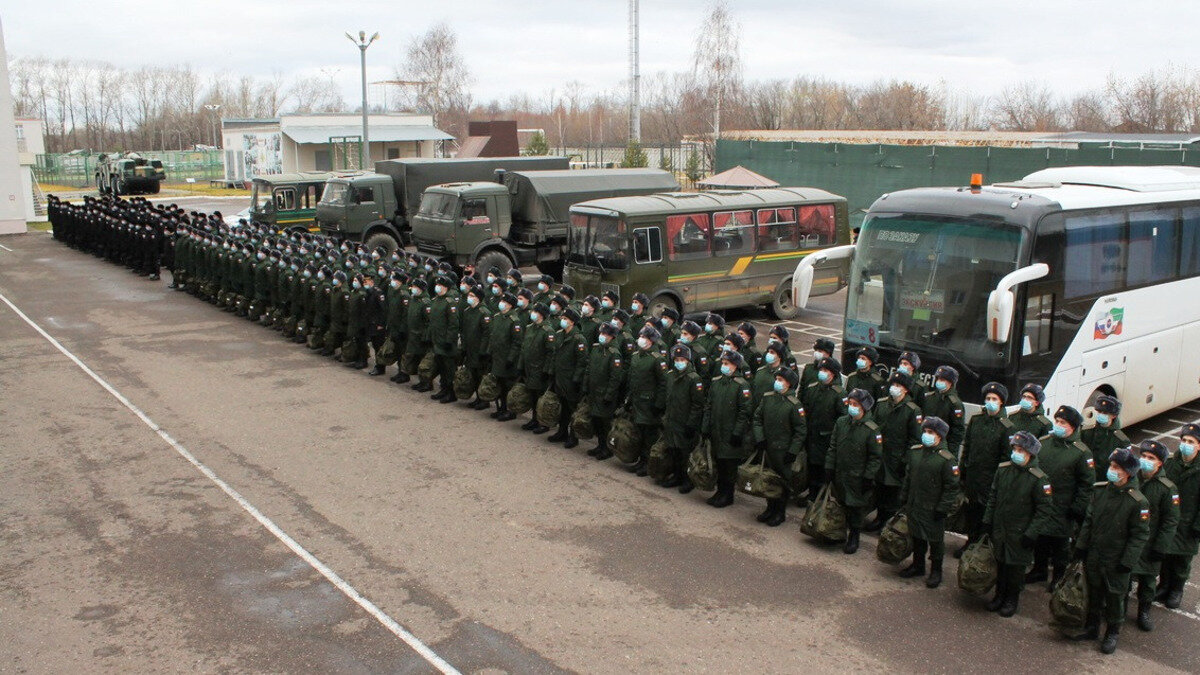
[649,293,681,318]
[363,232,398,256]
[769,280,798,320]
[475,250,513,277]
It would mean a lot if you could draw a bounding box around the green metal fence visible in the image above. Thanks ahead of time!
[33,150,224,187]
[716,139,1200,225]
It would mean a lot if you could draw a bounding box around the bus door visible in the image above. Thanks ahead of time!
[713,210,757,303]
[664,212,719,308]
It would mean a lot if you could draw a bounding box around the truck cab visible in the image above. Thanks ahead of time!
[249,172,332,232]
[411,182,513,265]
[315,172,403,253]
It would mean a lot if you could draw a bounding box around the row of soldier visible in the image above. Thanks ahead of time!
[47,194,1200,655]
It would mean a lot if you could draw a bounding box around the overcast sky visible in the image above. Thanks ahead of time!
[5,1,1199,109]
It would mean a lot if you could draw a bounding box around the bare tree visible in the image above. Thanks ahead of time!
[992,82,1061,131]
[692,0,742,148]
[396,23,474,137]
[1063,92,1111,131]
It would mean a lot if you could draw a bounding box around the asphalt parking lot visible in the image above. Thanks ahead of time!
[2,230,1199,674]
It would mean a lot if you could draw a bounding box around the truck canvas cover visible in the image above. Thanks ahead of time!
[507,168,680,224]
[374,156,569,220]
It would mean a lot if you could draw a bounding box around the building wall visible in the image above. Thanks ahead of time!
[0,18,27,234]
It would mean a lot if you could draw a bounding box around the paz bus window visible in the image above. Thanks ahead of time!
[633,227,663,264]
[667,213,711,261]
[798,204,836,247]
[713,210,755,256]
[757,208,797,251]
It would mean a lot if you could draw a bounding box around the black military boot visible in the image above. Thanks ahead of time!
[471,398,491,411]
[1154,577,1171,603]
[926,559,943,589]
[899,559,926,578]
[863,512,886,534]
[490,402,504,419]
[587,443,604,457]
[842,529,861,555]
[431,388,449,401]
[368,364,385,376]
[1166,584,1184,609]
[677,454,694,494]
[1049,564,1065,591]
[521,417,538,430]
[1070,618,1100,642]
[1100,626,1120,655]
[1024,566,1048,585]
[1136,600,1154,632]
[987,575,1008,612]
[764,500,787,527]
[756,503,774,523]
[391,371,410,384]
[413,380,433,393]
[547,428,568,443]
[594,445,613,461]
[496,401,516,422]
[997,586,1020,618]
[439,391,458,404]
[564,433,579,449]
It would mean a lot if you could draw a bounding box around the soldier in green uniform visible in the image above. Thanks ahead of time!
[922,366,965,455]
[846,346,886,402]
[868,371,924,532]
[1131,440,1179,632]
[518,303,554,434]
[750,342,787,414]
[428,275,462,403]
[609,310,636,358]
[982,431,1054,617]
[515,288,534,325]
[765,326,798,371]
[1072,447,1150,655]
[695,314,725,371]
[405,279,434,392]
[322,270,350,359]
[700,351,753,509]
[801,338,836,389]
[386,272,412,382]
[897,417,961,588]
[825,388,883,554]
[1010,383,1053,437]
[663,344,706,492]
[532,274,555,309]
[250,246,272,322]
[584,323,625,461]
[628,292,650,326]
[896,351,926,406]
[307,266,332,351]
[1081,395,1131,481]
[546,308,589,449]
[720,332,753,379]
[1028,405,1094,589]
[625,326,668,475]
[752,367,806,526]
[578,295,602,346]
[361,270,387,372]
[343,272,368,369]
[678,321,708,376]
[459,285,493,409]
[736,322,762,374]
[957,382,1016,556]
[597,290,619,325]
[488,292,523,421]
[803,357,846,501]
[1157,424,1200,610]
[659,307,681,347]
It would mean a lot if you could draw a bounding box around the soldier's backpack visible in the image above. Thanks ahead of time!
[609,416,641,464]
[376,337,397,365]
[506,382,532,414]
[571,398,594,440]
[686,440,716,491]
[957,534,998,595]
[945,493,970,535]
[788,449,809,500]
[417,352,437,382]
[341,338,359,363]
[876,512,913,564]
[1049,561,1089,632]
[453,365,476,400]
[477,373,501,402]
[296,319,308,340]
[306,329,323,350]
[647,438,672,482]
[801,484,847,543]
[536,390,562,429]
[400,352,420,376]
[737,451,786,499]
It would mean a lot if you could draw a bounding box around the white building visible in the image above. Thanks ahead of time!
[0,17,27,234]
[15,118,46,222]
[220,113,452,184]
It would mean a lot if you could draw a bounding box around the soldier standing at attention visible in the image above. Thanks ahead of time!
[386,271,413,383]
[659,307,681,347]
[1072,448,1150,655]
[625,326,668,476]
[867,371,923,533]
[898,417,961,588]
[1027,405,1094,590]
[344,272,368,369]
[752,366,806,526]
[750,342,787,414]
[518,303,554,434]
[531,274,554,309]
[487,292,523,421]
[957,382,1015,556]
[546,308,588,449]
[1157,424,1200,610]
[803,357,846,502]
[982,431,1053,617]
[1130,440,1179,632]
[1010,383,1053,437]
[428,275,462,403]
[628,292,650,325]
[363,272,387,375]
[700,351,753,509]
[695,314,725,370]
[1081,395,1131,481]
[584,322,625,462]
[597,290,618,325]
[846,346,886,402]
[678,321,707,376]
[736,322,762,374]
[802,338,836,389]
[922,366,965,456]
[895,351,926,405]
[405,279,434,393]
[662,344,706,492]
[459,285,493,410]
[322,270,350,359]
[825,388,883,555]
[578,295,602,345]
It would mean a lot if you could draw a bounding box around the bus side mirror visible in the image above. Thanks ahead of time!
[986,263,1049,344]
[792,244,855,310]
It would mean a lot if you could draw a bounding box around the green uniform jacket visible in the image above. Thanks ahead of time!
[872,395,923,487]
[983,460,1054,565]
[1077,481,1151,592]
[922,389,965,453]
[900,442,961,541]
[579,316,601,346]
[428,293,461,357]
[627,349,667,425]
[1009,408,1052,437]
[701,374,752,460]
[753,391,806,478]
[693,334,721,379]
[329,285,350,334]
[960,411,1015,502]
[1038,429,1096,537]
[253,259,272,302]
[548,328,588,402]
[1134,472,1180,575]
[1164,455,1200,556]
[741,344,763,374]
[386,291,409,341]
[311,280,332,331]
[1081,421,1131,482]
[460,305,492,370]
[825,415,883,508]
[800,361,821,390]
[405,295,432,354]
[750,365,781,415]
[846,369,886,402]
[585,342,626,418]
[519,321,553,390]
[288,272,306,320]
[487,311,522,379]
[662,367,705,450]
[802,381,847,466]
[346,287,365,337]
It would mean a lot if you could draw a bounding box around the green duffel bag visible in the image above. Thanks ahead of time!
[375,337,397,365]
[506,382,532,414]
[400,352,420,376]
[876,512,913,565]
[537,390,562,429]
[647,438,672,482]
[1049,560,1089,632]
[477,372,501,402]
[417,352,437,382]
[737,451,786,499]
[686,440,716,492]
[295,320,308,339]
[788,449,809,498]
[306,330,323,350]
[341,338,359,363]
[453,365,476,400]
[571,398,594,440]
[957,534,998,595]
[945,493,970,535]
[608,416,641,464]
[801,483,847,543]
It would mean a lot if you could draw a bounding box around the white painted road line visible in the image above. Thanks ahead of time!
[0,242,13,251]
[0,291,461,675]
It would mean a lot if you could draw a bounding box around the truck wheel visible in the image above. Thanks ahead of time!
[475,250,513,277]
[363,232,399,256]
[768,279,798,320]
[649,293,681,318]
[114,180,126,196]
[535,260,565,282]
[149,182,161,195]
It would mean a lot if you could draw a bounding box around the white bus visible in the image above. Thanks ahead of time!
[792,165,1200,423]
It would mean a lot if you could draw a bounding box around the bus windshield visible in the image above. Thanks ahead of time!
[251,182,271,211]
[845,214,1022,366]
[569,213,629,271]
[320,181,351,206]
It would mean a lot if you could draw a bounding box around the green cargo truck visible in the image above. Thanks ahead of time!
[410,168,679,278]
[314,156,568,254]
[95,152,166,196]
[249,172,333,232]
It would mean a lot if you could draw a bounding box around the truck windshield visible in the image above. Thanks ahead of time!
[845,214,1022,366]
[569,213,628,271]
[321,181,351,206]
[251,182,271,211]
[417,192,459,217]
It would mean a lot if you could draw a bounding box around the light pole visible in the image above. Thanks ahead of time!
[346,30,379,170]
[204,104,222,149]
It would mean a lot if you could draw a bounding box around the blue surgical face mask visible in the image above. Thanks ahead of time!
[1181,442,1198,459]
[601,299,613,309]
[855,358,869,371]
[889,385,904,399]
[631,302,642,312]
[434,285,446,295]
[1106,467,1122,484]
[352,280,362,290]
[1051,424,1068,438]
[538,282,549,292]
[773,380,786,393]
[498,301,510,312]
[491,286,501,296]
[818,370,832,384]
[680,335,692,344]
[674,360,688,371]
[921,432,937,447]
[530,312,542,323]
[705,323,717,334]
[1011,450,1027,466]
[517,298,528,308]
[898,364,912,375]
[935,380,950,392]
[467,296,479,307]
[598,334,610,345]
[1095,413,1111,426]
[1140,457,1157,475]
[1019,398,1035,412]
[559,318,570,330]
[847,404,862,418]
[765,352,778,365]
[720,364,733,376]
[984,400,1000,414]
[661,318,673,328]
[410,288,420,296]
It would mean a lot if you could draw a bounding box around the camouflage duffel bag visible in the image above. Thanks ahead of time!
[571,398,594,440]
[647,438,672,482]
[945,493,970,535]
[506,381,532,414]
[686,440,716,491]
[788,449,809,499]
[608,416,641,464]
[306,329,324,350]
[417,352,437,382]
[1049,560,1088,632]
[801,484,847,543]
[536,390,562,429]
[453,366,476,400]
[957,534,998,595]
[400,352,420,376]
[477,373,501,402]
[736,451,786,499]
[375,337,397,365]
[341,339,360,364]
[876,512,913,565]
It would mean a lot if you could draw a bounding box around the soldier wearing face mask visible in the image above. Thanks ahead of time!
[956,382,1015,556]
[1157,424,1200,611]
[1027,404,1094,590]
[624,326,668,476]
[1082,395,1131,482]
[584,322,625,462]
[1009,383,1053,437]
[802,338,836,390]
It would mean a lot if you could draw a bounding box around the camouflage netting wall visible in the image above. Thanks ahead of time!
[716,140,1200,226]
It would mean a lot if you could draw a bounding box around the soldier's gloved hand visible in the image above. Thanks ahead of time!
[1019,534,1036,549]
[1116,563,1132,575]
[1073,548,1087,562]
[1148,549,1164,562]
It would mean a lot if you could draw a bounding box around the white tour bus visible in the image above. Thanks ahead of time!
[792,165,1200,423]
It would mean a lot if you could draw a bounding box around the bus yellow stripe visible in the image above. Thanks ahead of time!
[730,256,753,275]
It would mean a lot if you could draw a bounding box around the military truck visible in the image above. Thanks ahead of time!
[410,168,679,279]
[95,152,166,195]
[314,156,568,254]
[249,172,333,232]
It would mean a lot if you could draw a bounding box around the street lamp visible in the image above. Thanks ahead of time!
[204,104,222,149]
[346,30,379,170]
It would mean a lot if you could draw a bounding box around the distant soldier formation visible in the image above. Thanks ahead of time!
[47,193,1200,655]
